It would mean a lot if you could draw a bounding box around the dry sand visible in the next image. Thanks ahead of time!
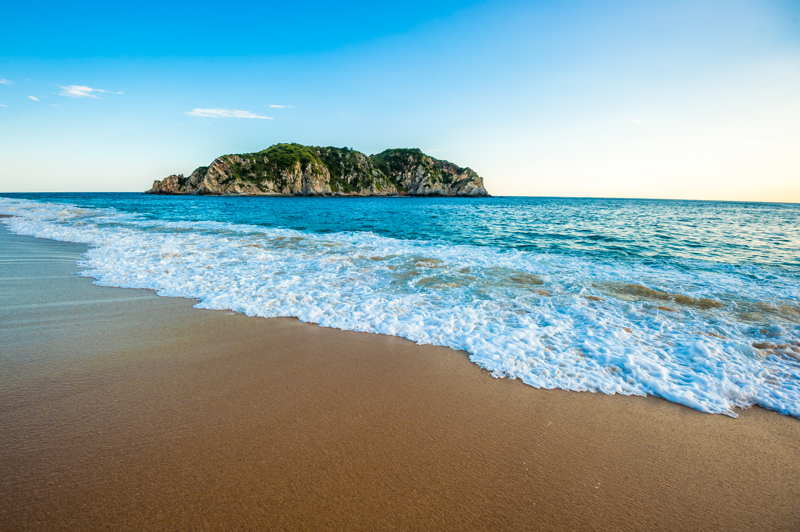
[1,226,799,531]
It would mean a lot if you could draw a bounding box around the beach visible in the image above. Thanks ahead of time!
[1,225,799,530]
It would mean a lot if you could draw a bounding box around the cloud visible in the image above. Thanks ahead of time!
[58,85,123,98]
[0,78,12,85]
[27,95,40,102]
[0,104,7,108]
[268,104,293,109]
[186,108,274,120]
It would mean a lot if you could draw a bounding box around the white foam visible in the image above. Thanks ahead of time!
[2,197,799,417]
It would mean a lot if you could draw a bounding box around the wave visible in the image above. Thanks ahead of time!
[2,196,799,417]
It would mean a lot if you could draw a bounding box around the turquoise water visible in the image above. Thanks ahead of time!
[2,193,799,416]
[5,193,799,269]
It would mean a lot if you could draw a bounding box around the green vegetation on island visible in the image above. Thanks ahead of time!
[146,143,488,197]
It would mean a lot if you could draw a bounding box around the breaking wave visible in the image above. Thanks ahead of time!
[2,196,799,417]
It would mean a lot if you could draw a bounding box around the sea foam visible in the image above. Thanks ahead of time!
[2,197,798,417]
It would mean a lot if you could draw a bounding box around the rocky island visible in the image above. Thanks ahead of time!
[146,143,488,196]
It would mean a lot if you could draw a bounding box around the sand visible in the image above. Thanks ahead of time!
[1,226,799,531]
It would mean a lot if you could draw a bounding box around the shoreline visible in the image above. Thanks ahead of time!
[1,226,799,530]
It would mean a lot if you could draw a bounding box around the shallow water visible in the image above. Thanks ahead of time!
[2,193,799,417]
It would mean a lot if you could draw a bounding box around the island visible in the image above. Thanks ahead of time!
[146,143,489,196]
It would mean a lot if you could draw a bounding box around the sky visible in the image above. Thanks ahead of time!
[1,0,798,201]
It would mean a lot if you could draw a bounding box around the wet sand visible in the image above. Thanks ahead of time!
[1,225,799,531]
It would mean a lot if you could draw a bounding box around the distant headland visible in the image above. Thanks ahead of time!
[146,143,489,196]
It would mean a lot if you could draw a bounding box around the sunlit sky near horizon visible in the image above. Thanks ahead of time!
[1,0,798,201]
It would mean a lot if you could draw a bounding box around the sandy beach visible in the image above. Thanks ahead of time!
[1,224,799,531]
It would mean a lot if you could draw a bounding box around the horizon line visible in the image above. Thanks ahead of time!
[1,191,797,206]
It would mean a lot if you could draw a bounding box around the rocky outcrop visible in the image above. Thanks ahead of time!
[146,144,488,196]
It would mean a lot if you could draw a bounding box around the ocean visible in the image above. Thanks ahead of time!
[2,193,798,417]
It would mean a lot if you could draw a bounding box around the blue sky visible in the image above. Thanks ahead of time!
[1,0,799,200]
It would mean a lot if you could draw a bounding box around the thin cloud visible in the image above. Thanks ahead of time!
[59,85,123,98]
[186,108,274,120]
[28,95,40,102]
[0,104,7,108]
[0,78,12,85]
[268,104,294,109]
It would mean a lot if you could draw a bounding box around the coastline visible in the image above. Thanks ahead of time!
[1,225,799,530]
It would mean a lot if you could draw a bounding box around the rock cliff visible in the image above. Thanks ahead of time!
[146,144,488,196]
